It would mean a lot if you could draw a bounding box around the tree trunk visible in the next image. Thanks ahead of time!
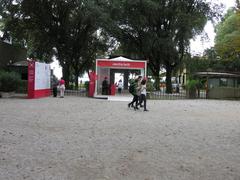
[154,74,160,91]
[152,66,160,91]
[74,71,79,90]
[165,64,172,94]
[62,63,70,89]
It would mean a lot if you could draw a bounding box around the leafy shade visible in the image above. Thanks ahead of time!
[0,71,21,92]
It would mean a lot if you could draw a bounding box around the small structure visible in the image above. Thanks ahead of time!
[28,61,51,98]
[94,56,147,97]
[8,61,28,80]
[195,72,240,99]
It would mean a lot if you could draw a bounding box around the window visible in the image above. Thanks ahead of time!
[219,78,227,87]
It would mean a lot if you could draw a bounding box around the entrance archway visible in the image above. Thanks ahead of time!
[95,56,147,96]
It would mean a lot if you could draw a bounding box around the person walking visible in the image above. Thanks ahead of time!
[59,78,65,98]
[138,79,148,111]
[128,78,139,110]
[136,76,143,107]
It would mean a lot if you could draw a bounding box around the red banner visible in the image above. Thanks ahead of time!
[28,61,35,99]
[97,60,145,68]
[28,61,51,99]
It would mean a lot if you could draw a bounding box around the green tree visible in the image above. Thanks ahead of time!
[1,0,108,88]
[184,55,210,77]
[102,0,220,93]
[215,8,240,61]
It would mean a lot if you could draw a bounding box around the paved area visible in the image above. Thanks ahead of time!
[0,97,240,180]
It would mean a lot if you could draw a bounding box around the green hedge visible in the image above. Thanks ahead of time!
[0,71,21,92]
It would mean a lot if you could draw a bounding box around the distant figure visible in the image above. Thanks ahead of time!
[52,79,58,97]
[117,79,123,94]
[102,77,109,95]
[59,78,65,98]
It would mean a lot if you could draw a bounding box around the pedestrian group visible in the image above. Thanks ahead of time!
[128,76,148,111]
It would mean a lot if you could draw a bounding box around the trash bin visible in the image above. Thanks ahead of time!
[88,81,95,97]
[110,84,116,95]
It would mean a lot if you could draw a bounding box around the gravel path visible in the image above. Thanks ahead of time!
[0,97,240,180]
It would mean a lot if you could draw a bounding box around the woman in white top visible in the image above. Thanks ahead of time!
[117,79,123,94]
[138,79,148,111]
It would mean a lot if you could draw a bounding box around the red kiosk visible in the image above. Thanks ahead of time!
[28,61,51,98]
[92,56,147,97]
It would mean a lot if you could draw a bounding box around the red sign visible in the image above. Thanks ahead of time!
[97,60,145,68]
[28,61,35,98]
[28,61,51,99]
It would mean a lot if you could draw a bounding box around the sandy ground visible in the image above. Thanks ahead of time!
[0,96,240,180]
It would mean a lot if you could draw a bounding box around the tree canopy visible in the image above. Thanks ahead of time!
[102,0,221,92]
[215,8,240,62]
[0,0,108,88]
[1,0,223,91]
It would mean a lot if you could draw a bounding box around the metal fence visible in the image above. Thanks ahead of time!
[16,89,88,97]
[16,87,207,99]
[148,91,186,100]
[57,89,88,97]
[196,89,207,99]
[148,89,207,100]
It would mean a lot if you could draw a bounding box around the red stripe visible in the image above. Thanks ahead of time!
[29,89,51,99]
[97,60,145,68]
[28,61,35,98]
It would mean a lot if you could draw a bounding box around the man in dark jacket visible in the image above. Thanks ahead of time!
[102,77,109,95]
[128,79,139,110]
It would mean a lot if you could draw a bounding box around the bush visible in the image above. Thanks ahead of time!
[186,79,199,99]
[0,71,21,92]
[186,79,198,90]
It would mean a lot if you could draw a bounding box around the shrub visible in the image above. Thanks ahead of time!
[84,81,89,91]
[186,79,198,90]
[0,71,21,92]
[186,79,199,99]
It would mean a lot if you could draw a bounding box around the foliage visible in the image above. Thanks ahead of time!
[186,79,198,90]
[0,0,223,92]
[184,55,211,78]
[184,44,240,76]
[0,0,109,88]
[102,0,221,93]
[190,46,240,72]
[186,79,201,99]
[215,8,240,61]
[0,71,21,92]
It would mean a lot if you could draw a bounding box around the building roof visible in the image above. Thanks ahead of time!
[11,61,28,67]
[97,56,146,62]
[194,72,240,78]
[111,56,135,61]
